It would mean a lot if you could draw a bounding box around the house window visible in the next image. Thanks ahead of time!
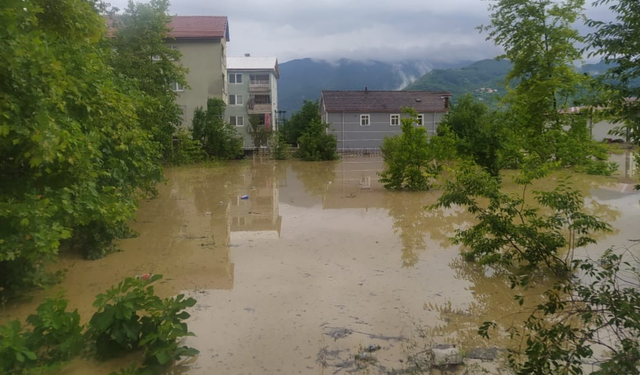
[230,116,244,127]
[416,114,424,126]
[171,45,179,61]
[152,46,178,61]
[172,82,184,92]
[229,73,243,84]
[390,114,400,126]
[229,94,243,105]
[360,114,370,126]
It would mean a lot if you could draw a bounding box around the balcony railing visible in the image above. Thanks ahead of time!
[249,80,270,91]
[247,103,272,114]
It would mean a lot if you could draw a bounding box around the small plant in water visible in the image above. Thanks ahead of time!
[89,274,199,372]
[0,275,198,375]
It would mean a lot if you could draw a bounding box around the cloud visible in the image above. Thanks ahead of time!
[104,0,611,63]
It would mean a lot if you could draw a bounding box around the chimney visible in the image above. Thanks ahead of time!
[443,96,450,109]
[245,53,250,57]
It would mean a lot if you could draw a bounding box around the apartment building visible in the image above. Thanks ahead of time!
[226,56,280,148]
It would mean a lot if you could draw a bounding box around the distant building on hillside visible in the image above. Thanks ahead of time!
[320,90,452,150]
[226,56,280,149]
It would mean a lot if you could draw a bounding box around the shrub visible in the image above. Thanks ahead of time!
[170,129,207,165]
[379,108,456,191]
[192,98,243,160]
[0,275,199,375]
[269,131,290,160]
[295,119,338,161]
[89,274,198,371]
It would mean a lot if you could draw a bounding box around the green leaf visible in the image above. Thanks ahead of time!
[156,350,172,365]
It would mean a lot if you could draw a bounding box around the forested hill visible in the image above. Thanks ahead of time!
[403,59,512,101]
[278,58,432,114]
[403,59,640,102]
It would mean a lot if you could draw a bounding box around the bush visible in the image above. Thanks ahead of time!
[295,119,338,161]
[0,275,198,375]
[379,108,456,190]
[170,129,207,165]
[192,98,243,160]
[439,94,505,177]
[89,274,198,371]
[0,295,83,375]
[269,131,290,160]
[284,100,322,145]
[433,161,611,274]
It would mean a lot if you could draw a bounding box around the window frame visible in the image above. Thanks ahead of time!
[416,114,424,126]
[172,82,184,92]
[229,94,244,106]
[390,114,400,126]
[229,73,243,84]
[230,116,244,127]
[360,114,370,127]
[168,45,178,61]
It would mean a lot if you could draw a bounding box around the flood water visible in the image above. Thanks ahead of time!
[1,154,638,374]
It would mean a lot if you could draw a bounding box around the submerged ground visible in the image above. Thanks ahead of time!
[1,154,638,374]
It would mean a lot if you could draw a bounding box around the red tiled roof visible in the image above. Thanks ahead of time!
[106,15,229,41]
[321,90,452,113]
[169,16,229,40]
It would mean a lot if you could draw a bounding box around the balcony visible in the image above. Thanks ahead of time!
[247,103,272,114]
[249,79,271,92]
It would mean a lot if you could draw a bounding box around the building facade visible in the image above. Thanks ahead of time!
[166,16,230,126]
[320,90,452,150]
[225,56,280,148]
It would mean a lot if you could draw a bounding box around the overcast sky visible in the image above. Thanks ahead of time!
[106,0,614,64]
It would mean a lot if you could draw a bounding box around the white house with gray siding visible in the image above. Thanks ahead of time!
[320,90,452,150]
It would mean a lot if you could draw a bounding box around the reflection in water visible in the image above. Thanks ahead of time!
[385,194,470,267]
[230,160,283,241]
[321,158,473,267]
[290,160,338,197]
[429,257,555,350]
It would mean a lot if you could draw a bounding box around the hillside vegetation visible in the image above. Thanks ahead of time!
[404,59,512,101]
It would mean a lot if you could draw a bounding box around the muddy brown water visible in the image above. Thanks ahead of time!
[1,154,638,374]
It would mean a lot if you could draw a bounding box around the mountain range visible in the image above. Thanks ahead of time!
[277,58,634,114]
[277,58,471,115]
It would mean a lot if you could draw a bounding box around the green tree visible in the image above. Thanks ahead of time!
[480,0,615,175]
[0,0,162,293]
[295,119,338,161]
[248,114,271,149]
[191,98,242,159]
[481,0,586,133]
[268,130,290,160]
[435,160,640,374]
[439,94,505,177]
[434,161,611,275]
[478,250,640,375]
[587,0,640,145]
[107,0,187,160]
[285,100,322,145]
[379,108,456,191]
